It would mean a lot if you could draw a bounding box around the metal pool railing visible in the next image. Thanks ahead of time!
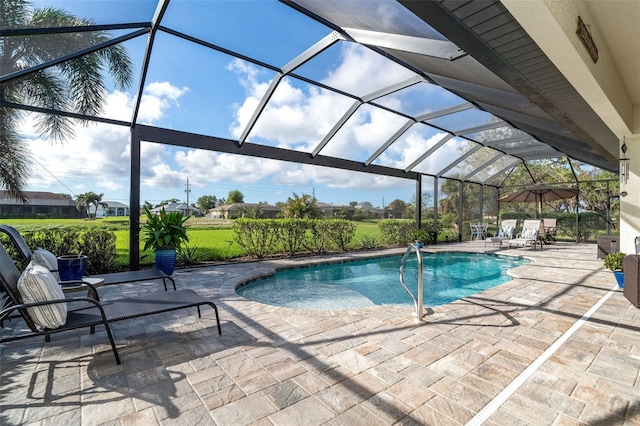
[399,242,425,322]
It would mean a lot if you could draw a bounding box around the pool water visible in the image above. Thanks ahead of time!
[236,252,530,310]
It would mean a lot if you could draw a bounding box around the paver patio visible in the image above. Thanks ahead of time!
[1,242,639,425]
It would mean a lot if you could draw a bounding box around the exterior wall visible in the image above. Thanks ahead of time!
[0,192,83,219]
[96,205,130,218]
[620,134,640,254]
[0,204,83,218]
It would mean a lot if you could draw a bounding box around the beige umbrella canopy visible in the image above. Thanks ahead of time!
[498,183,579,218]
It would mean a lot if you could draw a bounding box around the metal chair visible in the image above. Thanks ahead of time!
[0,242,221,364]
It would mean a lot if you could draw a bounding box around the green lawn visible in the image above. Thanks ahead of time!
[1,217,384,268]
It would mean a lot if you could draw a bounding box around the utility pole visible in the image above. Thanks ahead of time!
[185,176,191,216]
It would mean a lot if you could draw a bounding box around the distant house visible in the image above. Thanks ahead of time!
[316,202,355,219]
[95,201,129,218]
[354,204,383,219]
[0,191,83,219]
[208,203,281,219]
[382,206,406,219]
[151,203,194,216]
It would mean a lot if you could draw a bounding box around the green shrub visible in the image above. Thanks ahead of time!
[304,220,333,254]
[233,218,361,258]
[177,244,205,266]
[278,219,308,256]
[359,234,379,249]
[21,227,117,274]
[604,251,626,271]
[233,219,279,258]
[0,233,27,270]
[79,229,117,274]
[378,220,416,246]
[324,219,356,251]
[24,228,81,257]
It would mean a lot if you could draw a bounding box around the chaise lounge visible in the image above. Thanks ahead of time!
[0,243,221,364]
[486,219,517,247]
[508,219,544,249]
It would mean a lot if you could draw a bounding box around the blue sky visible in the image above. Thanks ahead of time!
[19,0,493,209]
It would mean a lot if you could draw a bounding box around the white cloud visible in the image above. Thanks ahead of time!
[324,43,414,95]
[21,82,189,198]
[138,83,189,123]
[18,42,425,206]
[145,81,189,100]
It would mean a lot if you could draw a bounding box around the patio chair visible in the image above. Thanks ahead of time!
[486,219,517,247]
[542,218,557,244]
[508,219,544,249]
[0,224,176,291]
[470,222,487,241]
[0,242,221,364]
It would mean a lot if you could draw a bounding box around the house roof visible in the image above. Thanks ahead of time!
[0,191,76,206]
[316,202,352,210]
[150,202,189,213]
[210,203,281,212]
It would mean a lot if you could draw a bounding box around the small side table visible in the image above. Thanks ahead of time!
[60,277,105,300]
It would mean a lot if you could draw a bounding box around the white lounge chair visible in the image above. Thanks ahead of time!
[508,219,544,249]
[541,218,557,244]
[486,219,517,247]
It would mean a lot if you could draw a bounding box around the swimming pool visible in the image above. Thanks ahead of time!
[236,252,530,310]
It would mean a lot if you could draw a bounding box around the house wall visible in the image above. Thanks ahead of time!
[620,134,640,254]
[96,206,130,218]
[0,203,83,219]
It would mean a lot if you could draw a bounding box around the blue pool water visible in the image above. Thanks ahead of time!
[237,252,530,310]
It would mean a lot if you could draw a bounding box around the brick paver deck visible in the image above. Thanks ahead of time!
[1,242,639,425]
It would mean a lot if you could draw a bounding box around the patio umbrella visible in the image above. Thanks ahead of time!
[497,183,579,218]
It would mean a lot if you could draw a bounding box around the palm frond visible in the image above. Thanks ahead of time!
[0,1,134,197]
[0,107,32,202]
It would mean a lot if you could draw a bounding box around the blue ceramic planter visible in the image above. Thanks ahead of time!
[155,249,177,276]
[613,270,624,288]
[57,255,87,281]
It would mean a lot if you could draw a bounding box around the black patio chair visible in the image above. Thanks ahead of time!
[0,224,177,291]
[0,243,221,364]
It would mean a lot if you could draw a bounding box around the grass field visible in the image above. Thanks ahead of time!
[1,217,383,267]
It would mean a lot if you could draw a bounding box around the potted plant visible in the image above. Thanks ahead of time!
[414,229,428,249]
[604,251,626,288]
[141,206,189,275]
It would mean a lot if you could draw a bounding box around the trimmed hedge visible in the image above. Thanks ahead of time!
[233,218,357,259]
[377,219,438,245]
[18,228,117,274]
[378,219,416,246]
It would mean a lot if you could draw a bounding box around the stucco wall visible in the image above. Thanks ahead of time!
[620,135,640,254]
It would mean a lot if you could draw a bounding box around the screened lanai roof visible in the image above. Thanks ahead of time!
[2,0,618,193]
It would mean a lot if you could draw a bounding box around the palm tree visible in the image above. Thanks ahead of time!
[91,192,108,218]
[75,192,93,219]
[283,193,322,219]
[0,0,133,202]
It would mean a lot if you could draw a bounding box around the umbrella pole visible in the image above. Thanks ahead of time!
[576,194,579,244]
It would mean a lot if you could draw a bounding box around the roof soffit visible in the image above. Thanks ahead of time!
[397,0,618,172]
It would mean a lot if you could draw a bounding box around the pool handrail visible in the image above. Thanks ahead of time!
[399,243,425,322]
